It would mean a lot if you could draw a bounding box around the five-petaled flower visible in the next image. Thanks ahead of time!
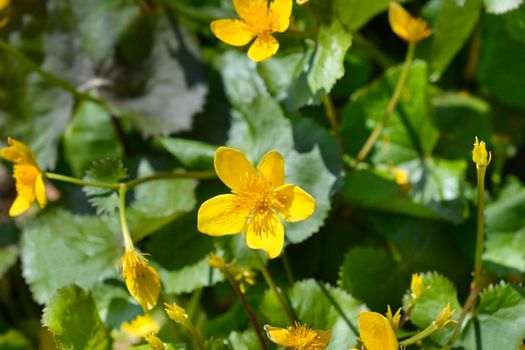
[197,147,316,259]
[264,322,331,350]
[388,2,432,43]
[210,0,292,62]
[357,311,398,350]
[119,250,161,312]
[0,137,47,217]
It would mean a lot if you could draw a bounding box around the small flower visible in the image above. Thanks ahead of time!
[434,303,457,329]
[264,322,331,350]
[388,2,432,43]
[210,0,293,62]
[410,273,427,302]
[357,312,398,350]
[0,137,47,217]
[121,315,160,338]
[119,250,160,312]
[472,137,491,168]
[145,333,167,350]
[164,302,189,325]
[208,253,227,270]
[208,253,256,293]
[385,305,401,332]
[198,147,316,259]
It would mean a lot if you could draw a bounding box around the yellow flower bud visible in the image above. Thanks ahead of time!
[388,2,432,43]
[164,302,189,325]
[434,303,457,329]
[410,273,427,302]
[208,253,226,269]
[385,305,402,331]
[472,137,491,168]
[145,333,167,350]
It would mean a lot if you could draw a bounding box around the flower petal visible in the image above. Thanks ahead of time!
[119,251,160,312]
[214,147,256,192]
[388,2,411,41]
[0,137,39,167]
[270,0,292,32]
[233,0,268,23]
[247,34,279,62]
[272,184,316,222]
[9,194,33,217]
[257,151,285,189]
[198,194,250,236]
[210,19,255,46]
[358,312,398,350]
[34,173,47,209]
[245,211,284,258]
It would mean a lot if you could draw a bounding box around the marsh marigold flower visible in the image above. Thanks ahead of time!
[0,137,47,217]
[119,250,160,312]
[210,0,292,62]
[472,137,491,168]
[121,315,160,338]
[264,323,331,350]
[198,147,316,259]
[145,333,167,350]
[434,303,457,329]
[357,312,398,350]
[410,273,426,301]
[388,2,432,43]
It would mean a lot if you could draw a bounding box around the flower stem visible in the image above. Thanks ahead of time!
[356,41,416,163]
[252,250,296,323]
[442,286,479,350]
[223,270,269,350]
[473,167,486,290]
[44,172,120,190]
[118,184,134,252]
[125,170,216,189]
[399,322,437,347]
[322,95,343,150]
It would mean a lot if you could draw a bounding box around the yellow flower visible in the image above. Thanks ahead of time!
[388,2,432,43]
[264,322,331,350]
[164,302,189,325]
[410,273,426,301]
[208,253,256,293]
[385,305,401,332]
[119,250,160,312]
[121,315,160,338]
[145,333,167,350]
[357,312,398,350]
[0,0,10,28]
[0,137,47,217]
[434,303,457,329]
[210,0,292,62]
[472,137,491,168]
[198,147,316,259]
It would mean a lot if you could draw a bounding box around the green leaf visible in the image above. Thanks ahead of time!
[339,247,409,310]
[204,337,231,350]
[406,273,461,346]
[484,179,525,275]
[83,159,127,215]
[157,137,216,170]
[458,283,525,350]
[227,330,259,350]
[426,0,482,81]
[260,279,364,349]
[21,210,121,304]
[63,98,124,177]
[505,5,525,42]
[341,61,439,163]
[0,330,34,350]
[0,245,18,278]
[227,97,343,243]
[483,0,523,14]
[337,0,407,30]
[42,285,111,350]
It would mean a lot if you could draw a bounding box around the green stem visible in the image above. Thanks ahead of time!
[356,41,416,163]
[224,270,269,350]
[125,170,216,189]
[322,95,344,151]
[399,322,437,347]
[473,167,486,290]
[252,250,296,323]
[118,184,134,251]
[443,286,479,350]
[45,172,120,190]
[281,251,295,286]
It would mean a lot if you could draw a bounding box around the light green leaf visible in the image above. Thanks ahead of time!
[337,0,407,31]
[483,0,523,14]
[157,137,216,170]
[83,159,127,216]
[227,330,259,350]
[260,279,364,349]
[0,330,34,350]
[63,98,124,177]
[21,210,121,304]
[42,285,111,350]
[426,0,482,81]
[0,245,18,278]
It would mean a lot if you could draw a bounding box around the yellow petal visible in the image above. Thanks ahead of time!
[34,173,47,209]
[270,0,293,32]
[210,19,255,46]
[233,0,268,23]
[9,164,40,217]
[246,210,284,258]
[247,34,279,62]
[119,251,160,312]
[388,2,431,42]
[264,326,292,345]
[121,315,160,338]
[358,312,398,350]
[272,184,316,222]
[257,151,285,189]
[0,0,10,11]
[9,194,33,217]
[214,147,256,192]
[1,137,39,168]
[198,194,250,236]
